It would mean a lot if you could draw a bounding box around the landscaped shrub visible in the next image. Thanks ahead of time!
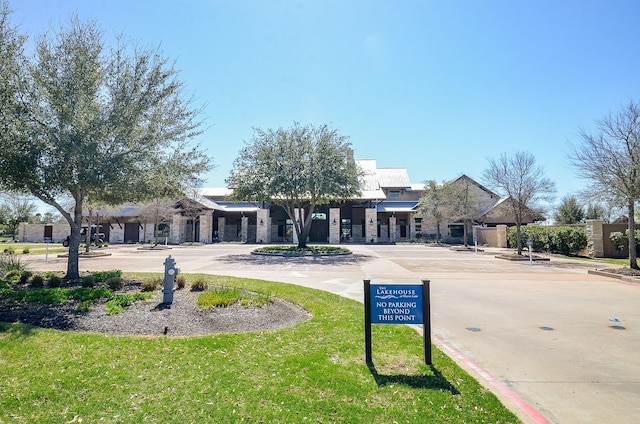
[4,269,21,282]
[47,275,64,288]
[92,270,122,283]
[29,274,45,288]
[141,278,160,292]
[82,274,95,288]
[176,275,186,289]
[19,270,33,284]
[609,229,640,255]
[0,254,30,277]
[190,277,208,292]
[507,225,587,255]
[106,277,124,291]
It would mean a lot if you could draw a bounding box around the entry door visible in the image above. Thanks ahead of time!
[44,225,53,241]
[124,223,139,243]
[309,219,328,242]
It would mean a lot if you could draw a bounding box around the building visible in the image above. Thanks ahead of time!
[19,159,539,245]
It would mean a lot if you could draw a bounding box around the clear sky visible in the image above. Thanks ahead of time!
[10,0,640,209]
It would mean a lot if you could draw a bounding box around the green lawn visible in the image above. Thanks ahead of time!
[0,242,68,255]
[0,273,520,423]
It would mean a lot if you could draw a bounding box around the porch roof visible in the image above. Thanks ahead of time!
[214,201,260,213]
[376,201,419,213]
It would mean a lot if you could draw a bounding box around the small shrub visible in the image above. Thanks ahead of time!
[190,277,208,292]
[22,247,30,254]
[47,275,64,288]
[29,274,45,288]
[19,270,33,284]
[82,274,95,288]
[141,278,160,292]
[105,292,152,315]
[176,275,186,290]
[93,270,122,283]
[3,247,15,255]
[106,277,124,291]
[4,269,21,282]
[0,254,30,276]
[76,300,92,313]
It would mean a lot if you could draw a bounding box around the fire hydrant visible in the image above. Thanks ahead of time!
[163,255,180,304]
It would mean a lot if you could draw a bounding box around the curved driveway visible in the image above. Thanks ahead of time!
[31,244,640,424]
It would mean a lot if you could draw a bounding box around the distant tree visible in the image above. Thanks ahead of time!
[569,100,640,269]
[0,194,37,238]
[0,10,211,279]
[445,178,485,247]
[418,180,448,243]
[36,211,64,224]
[483,151,555,254]
[227,123,361,248]
[584,203,606,221]
[554,195,585,224]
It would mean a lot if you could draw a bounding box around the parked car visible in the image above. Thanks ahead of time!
[62,227,105,247]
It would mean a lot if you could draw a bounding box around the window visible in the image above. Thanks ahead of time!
[448,224,464,238]
[414,218,422,234]
[389,191,400,198]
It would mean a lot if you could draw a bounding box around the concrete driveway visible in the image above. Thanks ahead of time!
[30,243,640,424]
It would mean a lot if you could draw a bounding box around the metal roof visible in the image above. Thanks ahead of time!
[376,168,411,188]
[214,201,259,213]
[376,201,419,212]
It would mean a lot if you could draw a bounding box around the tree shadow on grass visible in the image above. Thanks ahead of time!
[217,253,373,267]
[0,303,80,334]
[367,362,460,395]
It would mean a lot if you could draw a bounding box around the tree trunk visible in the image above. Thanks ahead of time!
[66,201,83,281]
[85,210,92,253]
[435,220,441,243]
[628,200,638,269]
[515,222,523,255]
[463,220,469,247]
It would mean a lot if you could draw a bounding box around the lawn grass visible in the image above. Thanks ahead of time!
[0,273,520,423]
[0,242,68,255]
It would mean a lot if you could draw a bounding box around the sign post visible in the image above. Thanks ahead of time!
[364,279,431,365]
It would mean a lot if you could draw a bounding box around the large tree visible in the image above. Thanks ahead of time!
[483,151,555,254]
[570,100,640,269]
[227,122,361,248]
[0,8,211,279]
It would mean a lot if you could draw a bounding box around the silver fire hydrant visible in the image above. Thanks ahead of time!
[162,255,180,304]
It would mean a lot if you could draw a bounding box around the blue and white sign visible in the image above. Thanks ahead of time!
[370,284,423,324]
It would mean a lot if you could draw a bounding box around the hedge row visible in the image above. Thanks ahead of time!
[507,225,587,255]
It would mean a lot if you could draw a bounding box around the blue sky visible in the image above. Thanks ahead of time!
[11,0,640,208]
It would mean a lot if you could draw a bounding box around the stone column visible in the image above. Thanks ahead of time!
[241,216,249,243]
[170,214,183,245]
[389,215,397,243]
[256,208,270,243]
[409,216,416,239]
[365,208,377,243]
[199,211,213,244]
[586,219,604,258]
[217,217,226,242]
[329,208,341,244]
[496,224,508,248]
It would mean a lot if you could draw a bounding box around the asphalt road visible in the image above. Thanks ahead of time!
[30,243,640,424]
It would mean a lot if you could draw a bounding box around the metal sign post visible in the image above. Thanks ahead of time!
[364,279,431,365]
